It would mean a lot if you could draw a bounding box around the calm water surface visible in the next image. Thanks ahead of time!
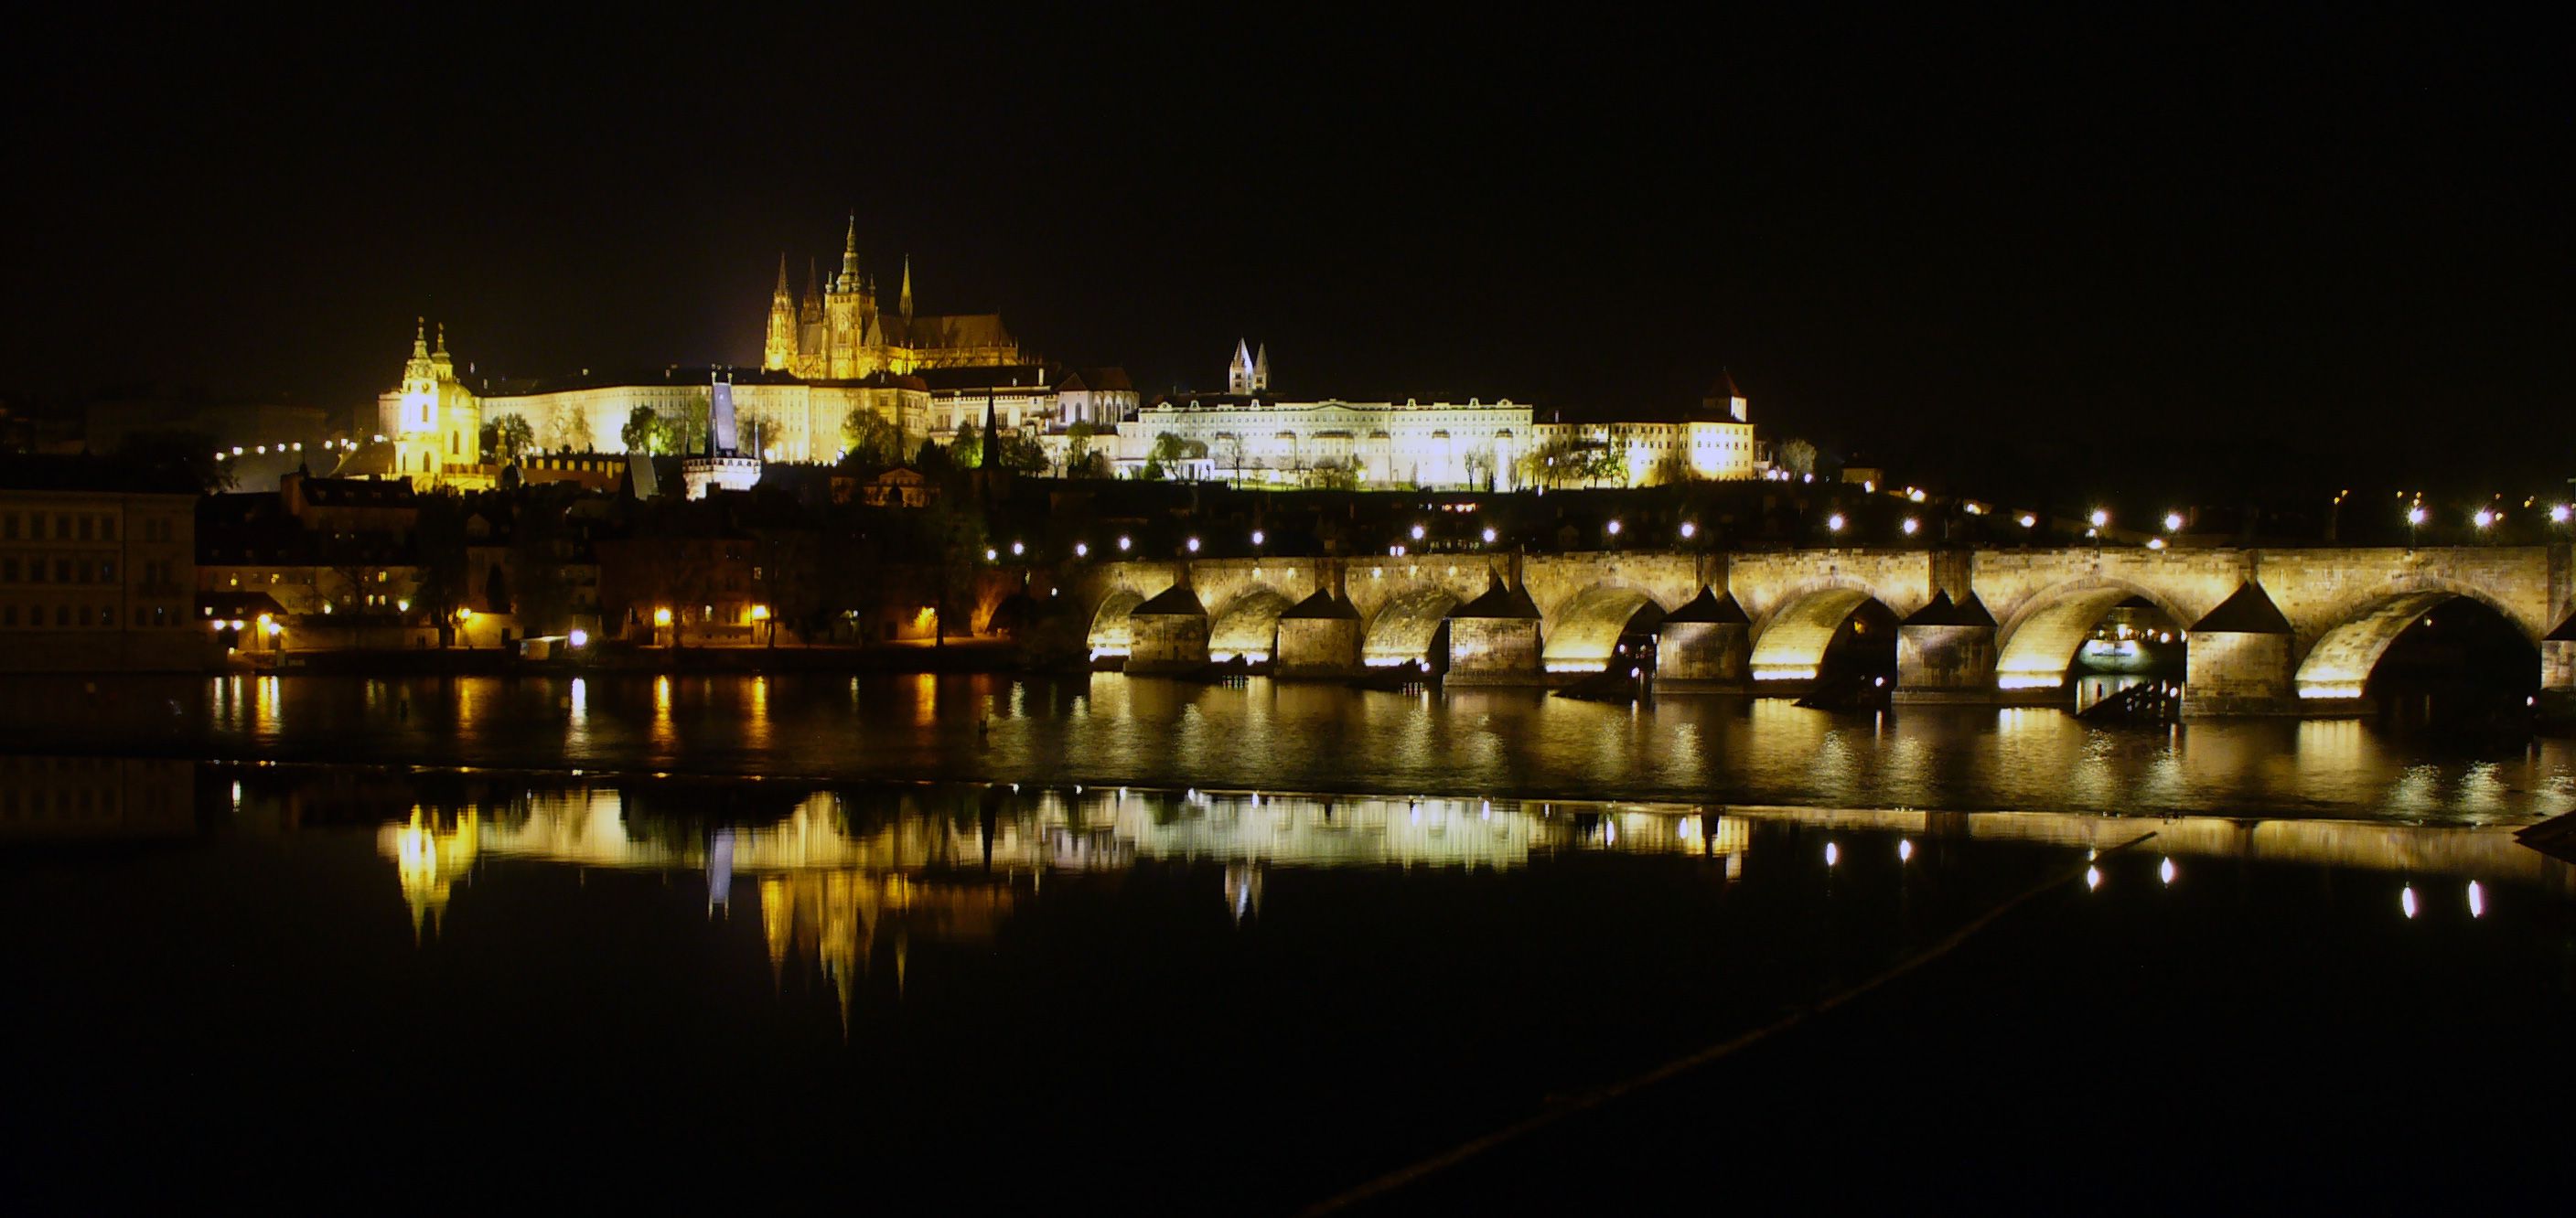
[0,672,2568,821]
[4,764,2572,1209]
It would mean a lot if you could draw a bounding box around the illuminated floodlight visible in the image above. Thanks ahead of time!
[2146,538,2166,550]
[2552,504,2571,523]
[568,629,589,648]
[2163,512,2184,532]
[653,607,673,626]
[2401,884,2419,919]
[2473,508,2496,529]
[2089,508,2109,529]
[2017,513,2036,529]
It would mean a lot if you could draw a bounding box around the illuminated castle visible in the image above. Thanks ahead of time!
[370,217,1032,484]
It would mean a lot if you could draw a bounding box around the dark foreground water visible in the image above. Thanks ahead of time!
[3,763,2571,1211]
[0,671,2569,820]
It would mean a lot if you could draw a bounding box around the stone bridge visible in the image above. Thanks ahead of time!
[1068,544,2576,715]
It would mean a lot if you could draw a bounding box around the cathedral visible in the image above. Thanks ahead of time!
[763,217,1021,379]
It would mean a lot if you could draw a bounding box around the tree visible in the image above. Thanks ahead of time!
[1147,432,1204,478]
[1777,437,1819,476]
[843,408,903,465]
[1065,422,1100,477]
[1518,435,1586,488]
[950,427,983,470]
[996,431,1047,475]
[482,413,535,464]
[620,406,671,454]
[1308,458,1361,491]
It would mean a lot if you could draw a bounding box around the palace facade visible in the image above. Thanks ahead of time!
[1111,345,1764,489]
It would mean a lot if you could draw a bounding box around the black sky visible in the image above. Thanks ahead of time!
[5,7,2566,486]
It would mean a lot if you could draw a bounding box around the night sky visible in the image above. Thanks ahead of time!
[6,9,2564,489]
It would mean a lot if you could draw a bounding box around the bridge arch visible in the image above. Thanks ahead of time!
[1993,579,2195,691]
[1085,588,1146,657]
[1362,587,1460,668]
[2292,582,2541,700]
[1208,587,1294,662]
[1540,584,1669,673]
[1748,584,1898,683]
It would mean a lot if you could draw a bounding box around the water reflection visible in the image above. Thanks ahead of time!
[360,775,2576,1021]
[2,672,2570,821]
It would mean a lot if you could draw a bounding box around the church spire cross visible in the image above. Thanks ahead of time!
[839,213,860,289]
[411,317,428,358]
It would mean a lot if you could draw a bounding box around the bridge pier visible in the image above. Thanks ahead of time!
[1125,585,1209,674]
[1894,592,1999,704]
[1655,588,1751,690]
[1274,590,1362,678]
[2181,582,2298,716]
[1445,580,1545,686]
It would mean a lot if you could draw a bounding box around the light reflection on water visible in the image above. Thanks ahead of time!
[2,672,2571,821]
[364,778,2576,1019]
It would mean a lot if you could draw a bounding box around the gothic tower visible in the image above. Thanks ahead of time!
[763,254,795,370]
[825,216,864,379]
[1227,339,1268,394]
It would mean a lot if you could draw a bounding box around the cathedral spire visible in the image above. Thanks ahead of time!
[838,213,860,291]
[412,317,428,358]
[434,323,448,358]
[774,252,790,298]
[899,256,913,320]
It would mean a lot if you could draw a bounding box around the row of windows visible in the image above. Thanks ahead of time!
[0,557,117,583]
[0,511,117,541]
[0,603,183,628]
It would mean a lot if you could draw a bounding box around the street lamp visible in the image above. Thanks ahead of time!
[1679,521,1697,540]
[2089,508,2110,529]
[1075,541,1089,558]
[1901,517,1919,537]
[2407,504,2426,549]
[1186,537,1200,553]
[1827,513,1846,533]
[2017,514,2036,529]
[1410,524,1426,541]
[2553,504,2572,524]
[2163,511,2184,533]
[1010,540,1025,557]
[1250,529,1264,547]
[1117,536,1131,552]
[2474,508,2496,531]
[1481,527,1497,544]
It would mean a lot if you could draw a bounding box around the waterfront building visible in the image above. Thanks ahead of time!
[0,459,202,670]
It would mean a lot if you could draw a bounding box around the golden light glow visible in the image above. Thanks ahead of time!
[653,607,674,626]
